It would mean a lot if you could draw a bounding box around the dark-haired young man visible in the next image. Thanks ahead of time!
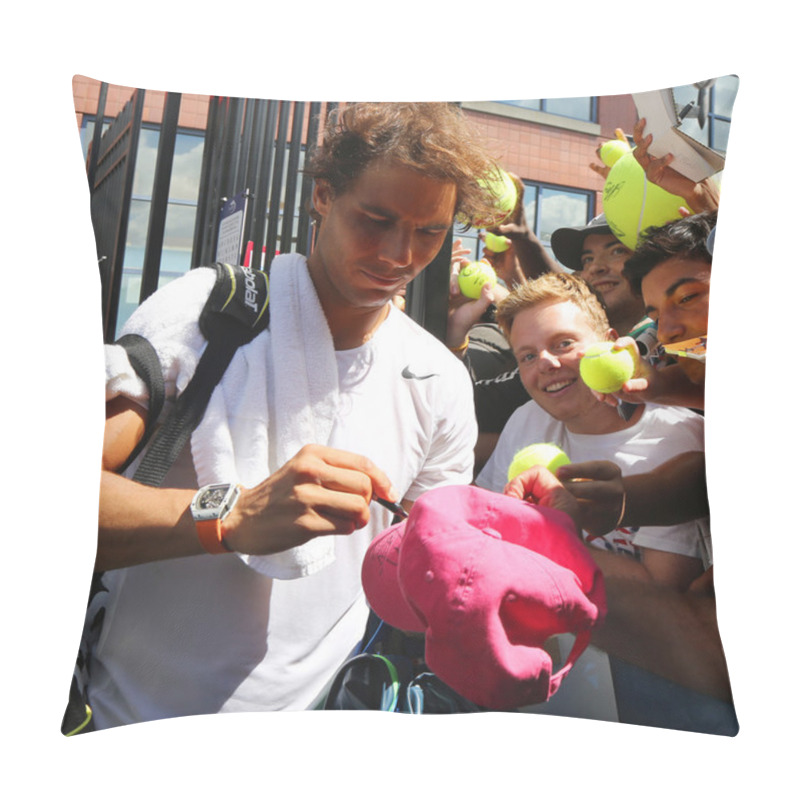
[621,210,715,407]
[586,210,716,411]
[78,103,501,728]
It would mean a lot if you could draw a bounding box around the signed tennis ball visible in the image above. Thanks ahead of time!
[602,151,688,248]
[484,231,511,253]
[579,341,637,394]
[507,443,571,481]
[458,260,497,299]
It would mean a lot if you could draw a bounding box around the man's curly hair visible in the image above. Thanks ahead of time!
[307,102,502,226]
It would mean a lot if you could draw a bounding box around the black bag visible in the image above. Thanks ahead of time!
[322,614,485,714]
[61,263,271,736]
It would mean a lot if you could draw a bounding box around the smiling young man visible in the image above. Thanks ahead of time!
[73,103,502,730]
[469,214,656,474]
[475,272,709,589]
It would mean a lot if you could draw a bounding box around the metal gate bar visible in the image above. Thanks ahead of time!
[140,91,181,304]
[92,87,144,341]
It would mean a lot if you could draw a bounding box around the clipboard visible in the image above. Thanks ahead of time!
[632,88,725,183]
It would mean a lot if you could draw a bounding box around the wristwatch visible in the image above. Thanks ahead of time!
[190,483,242,554]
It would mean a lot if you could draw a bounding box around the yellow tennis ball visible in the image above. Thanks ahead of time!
[458,260,497,299]
[602,151,688,248]
[484,231,511,253]
[598,139,631,168]
[469,169,518,229]
[507,443,571,482]
[579,341,637,394]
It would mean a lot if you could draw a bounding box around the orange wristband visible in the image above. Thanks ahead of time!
[195,518,233,555]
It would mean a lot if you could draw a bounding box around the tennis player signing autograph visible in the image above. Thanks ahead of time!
[73,102,508,729]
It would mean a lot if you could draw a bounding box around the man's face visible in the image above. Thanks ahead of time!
[577,234,640,327]
[641,257,711,384]
[309,159,457,312]
[510,299,610,430]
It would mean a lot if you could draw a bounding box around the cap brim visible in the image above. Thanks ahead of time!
[361,521,425,632]
[551,223,613,271]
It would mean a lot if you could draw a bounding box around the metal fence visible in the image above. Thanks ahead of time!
[191,96,337,270]
[88,86,144,342]
[86,85,452,343]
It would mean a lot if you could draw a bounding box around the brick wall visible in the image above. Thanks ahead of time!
[72,75,210,131]
[72,76,637,212]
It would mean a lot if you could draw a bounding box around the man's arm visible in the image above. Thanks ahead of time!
[504,466,732,700]
[557,451,708,536]
[494,218,561,280]
[505,461,706,591]
[613,363,706,410]
[591,574,733,702]
[98,396,208,569]
[584,541,703,592]
[97,397,398,572]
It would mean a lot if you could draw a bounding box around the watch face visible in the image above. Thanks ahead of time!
[198,486,229,511]
[192,484,239,522]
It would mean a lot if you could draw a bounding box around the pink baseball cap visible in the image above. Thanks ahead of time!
[361,484,606,710]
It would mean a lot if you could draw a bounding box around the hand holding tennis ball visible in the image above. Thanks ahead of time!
[507,443,571,482]
[579,341,639,394]
[484,231,511,253]
[458,260,497,299]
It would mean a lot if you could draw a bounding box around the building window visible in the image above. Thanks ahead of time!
[78,117,206,336]
[78,116,110,158]
[119,126,205,335]
[671,75,738,153]
[457,182,595,267]
[523,182,595,265]
[497,96,597,123]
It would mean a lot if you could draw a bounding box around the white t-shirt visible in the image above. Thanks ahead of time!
[476,399,710,566]
[89,275,476,728]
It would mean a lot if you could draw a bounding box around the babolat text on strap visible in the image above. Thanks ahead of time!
[199,262,271,342]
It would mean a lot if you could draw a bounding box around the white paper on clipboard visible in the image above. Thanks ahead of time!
[632,89,726,183]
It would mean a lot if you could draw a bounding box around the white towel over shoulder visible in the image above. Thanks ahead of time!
[192,253,340,579]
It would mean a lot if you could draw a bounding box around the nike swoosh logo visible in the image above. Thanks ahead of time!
[402,366,438,380]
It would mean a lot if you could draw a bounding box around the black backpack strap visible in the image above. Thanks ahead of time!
[131,263,270,488]
[199,262,271,342]
[114,333,166,474]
